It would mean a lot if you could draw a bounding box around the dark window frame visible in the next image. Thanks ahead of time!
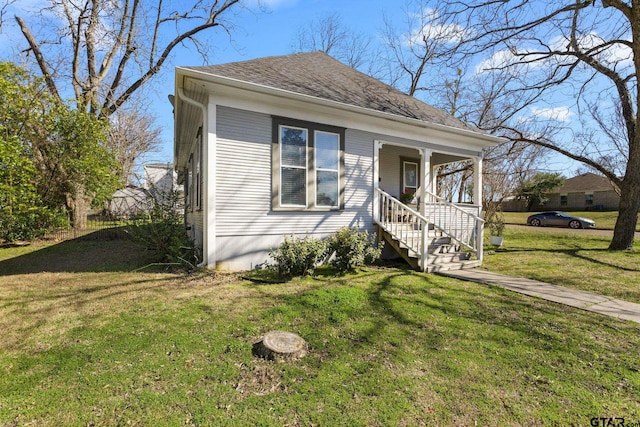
[585,193,594,206]
[195,127,203,211]
[272,116,345,211]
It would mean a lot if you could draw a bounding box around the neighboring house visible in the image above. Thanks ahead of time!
[173,52,500,271]
[108,163,177,219]
[143,163,177,194]
[108,186,152,219]
[544,173,619,211]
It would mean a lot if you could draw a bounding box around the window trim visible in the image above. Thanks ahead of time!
[186,155,192,211]
[272,116,345,212]
[400,157,420,197]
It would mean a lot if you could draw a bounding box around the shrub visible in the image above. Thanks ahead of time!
[327,227,381,272]
[269,235,328,277]
[125,189,199,270]
[0,133,68,242]
[0,206,68,242]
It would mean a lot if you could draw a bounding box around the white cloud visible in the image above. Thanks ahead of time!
[551,32,633,68]
[530,106,573,122]
[475,48,549,74]
[245,0,297,11]
[476,30,633,75]
[406,8,471,47]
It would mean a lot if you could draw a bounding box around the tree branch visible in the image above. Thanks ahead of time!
[103,0,240,117]
[14,16,61,101]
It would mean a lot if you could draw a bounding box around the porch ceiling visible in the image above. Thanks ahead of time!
[432,152,471,166]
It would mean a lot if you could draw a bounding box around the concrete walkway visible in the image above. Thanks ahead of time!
[439,269,640,324]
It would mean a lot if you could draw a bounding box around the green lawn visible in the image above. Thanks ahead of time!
[1,239,639,426]
[483,227,640,304]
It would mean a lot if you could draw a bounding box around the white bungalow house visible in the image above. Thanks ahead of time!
[173,52,501,272]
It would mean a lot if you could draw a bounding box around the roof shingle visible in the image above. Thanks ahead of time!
[555,173,617,193]
[184,51,478,133]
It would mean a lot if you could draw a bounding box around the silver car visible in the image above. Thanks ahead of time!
[527,211,596,229]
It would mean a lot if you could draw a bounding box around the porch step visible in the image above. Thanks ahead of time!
[427,260,482,273]
[378,226,475,272]
[379,230,420,270]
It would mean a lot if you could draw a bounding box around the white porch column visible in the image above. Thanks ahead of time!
[473,156,483,209]
[419,149,432,214]
[473,155,483,262]
[203,97,217,268]
[431,164,438,195]
[372,140,383,223]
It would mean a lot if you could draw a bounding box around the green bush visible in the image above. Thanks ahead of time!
[268,227,382,277]
[0,206,68,242]
[0,132,68,242]
[125,189,199,270]
[326,227,381,272]
[269,235,328,277]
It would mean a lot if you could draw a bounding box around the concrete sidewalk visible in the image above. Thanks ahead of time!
[439,269,640,324]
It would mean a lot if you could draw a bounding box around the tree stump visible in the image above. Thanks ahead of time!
[252,331,308,362]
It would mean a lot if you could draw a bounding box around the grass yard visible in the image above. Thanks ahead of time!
[1,239,639,426]
[483,227,640,304]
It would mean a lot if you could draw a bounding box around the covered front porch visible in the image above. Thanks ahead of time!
[372,140,484,272]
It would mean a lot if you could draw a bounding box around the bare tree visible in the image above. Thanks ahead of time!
[9,0,242,227]
[379,3,466,98]
[0,0,15,31]
[424,0,639,250]
[292,12,371,69]
[107,99,162,185]
[14,0,241,116]
[380,8,551,214]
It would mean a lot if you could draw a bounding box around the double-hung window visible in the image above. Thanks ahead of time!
[273,117,344,211]
[315,131,340,207]
[280,125,308,206]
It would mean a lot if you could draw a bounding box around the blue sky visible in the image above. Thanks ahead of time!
[147,0,407,165]
[0,0,589,173]
[0,0,407,166]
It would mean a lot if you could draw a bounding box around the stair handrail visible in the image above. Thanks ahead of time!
[423,190,484,255]
[374,188,429,270]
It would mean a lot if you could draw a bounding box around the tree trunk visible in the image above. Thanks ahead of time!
[66,185,91,230]
[609,134,640,250]
[609,179,639,250]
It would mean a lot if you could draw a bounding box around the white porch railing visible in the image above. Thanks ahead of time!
[375,188,430,270]
[374,188,484,270]
[423,190,484,259]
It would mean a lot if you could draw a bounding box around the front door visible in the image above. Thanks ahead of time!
[402,159,419,199]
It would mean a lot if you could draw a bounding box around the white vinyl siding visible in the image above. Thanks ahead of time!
[215,107,373,246]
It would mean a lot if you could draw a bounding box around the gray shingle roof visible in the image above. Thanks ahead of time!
[556,173,617,193]
[184,51,478,133]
